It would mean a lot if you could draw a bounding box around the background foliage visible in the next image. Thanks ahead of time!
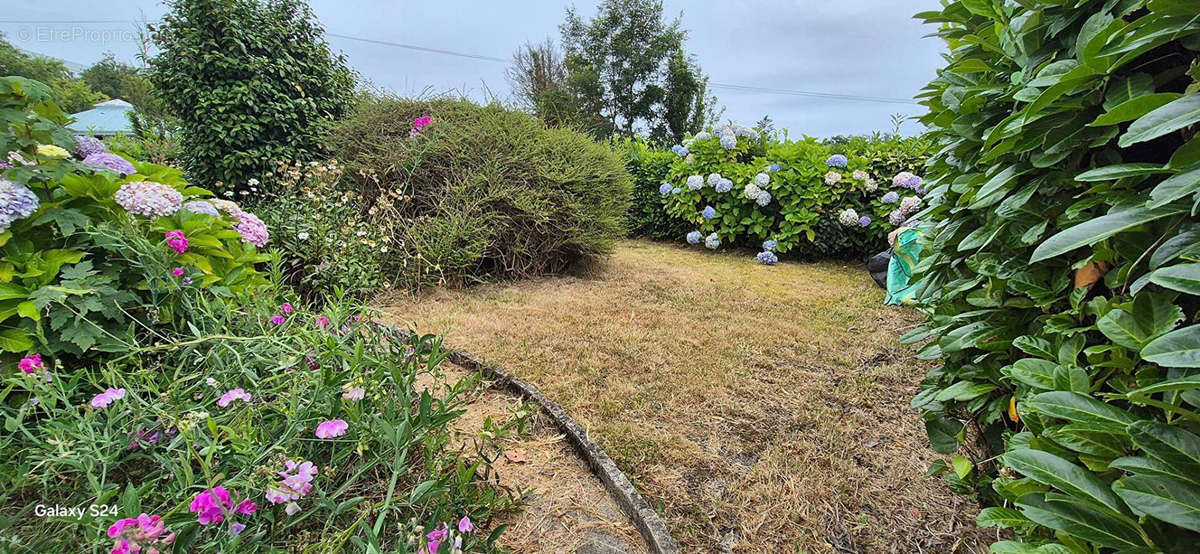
[148,0,354,190]
[908,1,1200,551]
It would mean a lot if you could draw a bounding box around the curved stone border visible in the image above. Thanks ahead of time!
[376,323,678,553]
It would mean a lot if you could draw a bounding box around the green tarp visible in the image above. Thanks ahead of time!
[885,228,923,306]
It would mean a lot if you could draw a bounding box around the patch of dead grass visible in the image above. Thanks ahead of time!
[379,240,992,553]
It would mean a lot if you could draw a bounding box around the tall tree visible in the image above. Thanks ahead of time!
[558,0,713,143]
[148,0,353,189]
[506,39,574,128]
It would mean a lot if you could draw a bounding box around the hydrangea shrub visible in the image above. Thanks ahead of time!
[908,1,1200,551]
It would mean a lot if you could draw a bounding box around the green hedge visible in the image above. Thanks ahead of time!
[619,138,691,240]
[909,1,1200,551]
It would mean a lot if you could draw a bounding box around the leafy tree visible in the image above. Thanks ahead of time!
[148,0,354,190]
[50,79,108,113]
[0,34,70,84]
[558,0,714,143]
[506,39,576,128]
[80,53,140,100]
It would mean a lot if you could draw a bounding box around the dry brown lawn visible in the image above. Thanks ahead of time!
[379,240,992,553]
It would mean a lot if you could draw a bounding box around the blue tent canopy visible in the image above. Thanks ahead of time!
[67,99,134,137]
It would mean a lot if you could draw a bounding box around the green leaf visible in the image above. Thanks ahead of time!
[1002,449,1128,515]
[952,455,973,478]
[1096,293,1183,350]
[1148,264,1200,295]
[0,328,34,352]
[1015,494,1144,549]
[1126,421,1200,487]
[976,507,1032,529]
[1030,205,1184,263]
[1002,358,1060,390]
[1142,325,1200,368]
[1024,391,1137,427]
[1089,93,1181,127]
[1147,165,1200,209]
[1113,475,1200,532]
[1119,94,1200,147]
[925,417,962,454]
[1074,163,1169,182]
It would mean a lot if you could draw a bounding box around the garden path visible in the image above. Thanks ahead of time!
[383,240,993,553]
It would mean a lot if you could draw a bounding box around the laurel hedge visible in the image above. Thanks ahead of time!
[909,1,1200,552]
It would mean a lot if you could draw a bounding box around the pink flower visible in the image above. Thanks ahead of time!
[172,267,185,277]
[280,302,293,314]
[411,115,432,137]
[316,316,330,329]
[217,388,251,407]
[458,516,474,533]
[269,314,286,326]
[18,353,43,374]
[164,230,189,254]
[108,513,174,554]
[426,524,448,553]
[315,419,348,438]
[266,459,317,505]
[189,487,232,525]
[90,387,126,408]
[342,386,365,401]
[236,499,257,515]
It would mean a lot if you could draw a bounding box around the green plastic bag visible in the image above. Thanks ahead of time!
[885,228,923,306]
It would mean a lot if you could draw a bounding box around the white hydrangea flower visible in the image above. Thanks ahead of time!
[687,175,704,191]
[753,172,769,187]
[865,178,879,192]
[743,183,761,200]
[852,170,869,182]
[900,195,923,214]
[838,208,860,226]
[824,171,842,185]
[707,173,722,186]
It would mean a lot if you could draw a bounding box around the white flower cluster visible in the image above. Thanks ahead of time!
[838,208,860,227]
[753,172,769,187]
[687,175,704,191]
[743,183,761,200]
[707,173,722,186]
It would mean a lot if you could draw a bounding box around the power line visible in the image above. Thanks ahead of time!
[0,19,920,105]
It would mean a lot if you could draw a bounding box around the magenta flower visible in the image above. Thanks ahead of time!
[281,302,294,314]
[236,499,257,515]
[411,115,433,137]
[269,314,286,326]
[18,353,43,374]
[189,487,233,525]
[108,513,175,554]
[217,388,251,407]
[90,387,126,408]
[164,230,189,254]
[172,267,185,277]
[316,316,330,329]
[458,516,474,533]
[315,419,348,438]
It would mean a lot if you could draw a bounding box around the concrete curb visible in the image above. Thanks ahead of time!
[376,322,677,553]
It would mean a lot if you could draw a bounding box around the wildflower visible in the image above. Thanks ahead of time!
[115,182,182,217]
[858,215,873,227]
[217,388,251,407]
[707,173,722,186]
[247,178,260,187]
[756,251,778,265]
[704,232,720,250]
[83,152,137,175]
[762,240,777,252]
[838,208,860,227]
[298,231,310,240]
[852,170,869,182]
[108,513,174,554]
[164,230,189,254]
[35,144,69,159]
[715,178,733,193]
[686,175,703,191]
[769,163,782,172]
[206,377,219,387]
[316,316,330,329]
[701,206,717,219]
[231,522,246,536]
[0,179,40,232]
[285,502,301,515]
[888,209,906,226]
[269,315,286,326]
[865,178,879,192]
[90,387,126,409]
[824,171,842,185]
[459,516,474,533]
[190,487,253,526]
[18,353,43,374]
[743,183,761,200]
[410,115,433,137]
[234,211,269,247]
[172,267,184,277]
[281,303,294,314]
[342,386,365,401]
[720,132,737,149]
[72,135,107,158]
[754,172,769,187]
[899,195,923,214]
[826,154,848,168]
[266,459,318,505]
[658,183,672,195]
[880,191,899,204]
[755,190,772,207]
[315,419,348,438]
[182,200,220,216]
[686,231,702,245]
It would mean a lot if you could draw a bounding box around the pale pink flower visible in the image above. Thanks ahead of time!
[217,388,251,407]
[108,513,174,554]
[315,419,348,438]
[90,387,126,408]
[316,316,330,329]
[342,386,365,401]
[458,516,474,533]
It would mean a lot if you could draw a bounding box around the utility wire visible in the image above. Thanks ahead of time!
[0,19,920,105]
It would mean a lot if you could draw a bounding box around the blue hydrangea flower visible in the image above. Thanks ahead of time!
[707,173,722,186]
[687,175,703,191]
[0,179,40,232]
[826,154,848,168]
[715,178,733,193]
[183,200,221,216]
[755,190,772,207]
[753,172,769,187]
[880,191,900,204]
[72,135,107,158]
[769,163,782,172]
[693,131,711,141]
[720,133,737,149]
[659,183,673,195]
[762,239,777,252]
[858,215,872,227]
[888,209,905,226]
[83,152,136,175]
[756,251,778,265]
[672,187,681,194]
[671,144,689,157]
[704,232,720,250]
[686,231,702,244]
[702,206,717,219]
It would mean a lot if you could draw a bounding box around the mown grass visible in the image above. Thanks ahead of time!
[380,240,991,553]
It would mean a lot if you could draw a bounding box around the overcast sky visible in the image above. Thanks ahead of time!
[2,0,944,137]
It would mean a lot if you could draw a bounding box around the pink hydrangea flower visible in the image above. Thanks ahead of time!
[233,211,269,247]
[90,387,126,408]
[164,230,189,254]
[114,181,182,217]
[18,353,43,374]
[315,419,348,438]
[108,513,175,554]
[217,388,251,407]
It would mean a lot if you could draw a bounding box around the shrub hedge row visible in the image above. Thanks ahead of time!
[910,1,1200,551]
